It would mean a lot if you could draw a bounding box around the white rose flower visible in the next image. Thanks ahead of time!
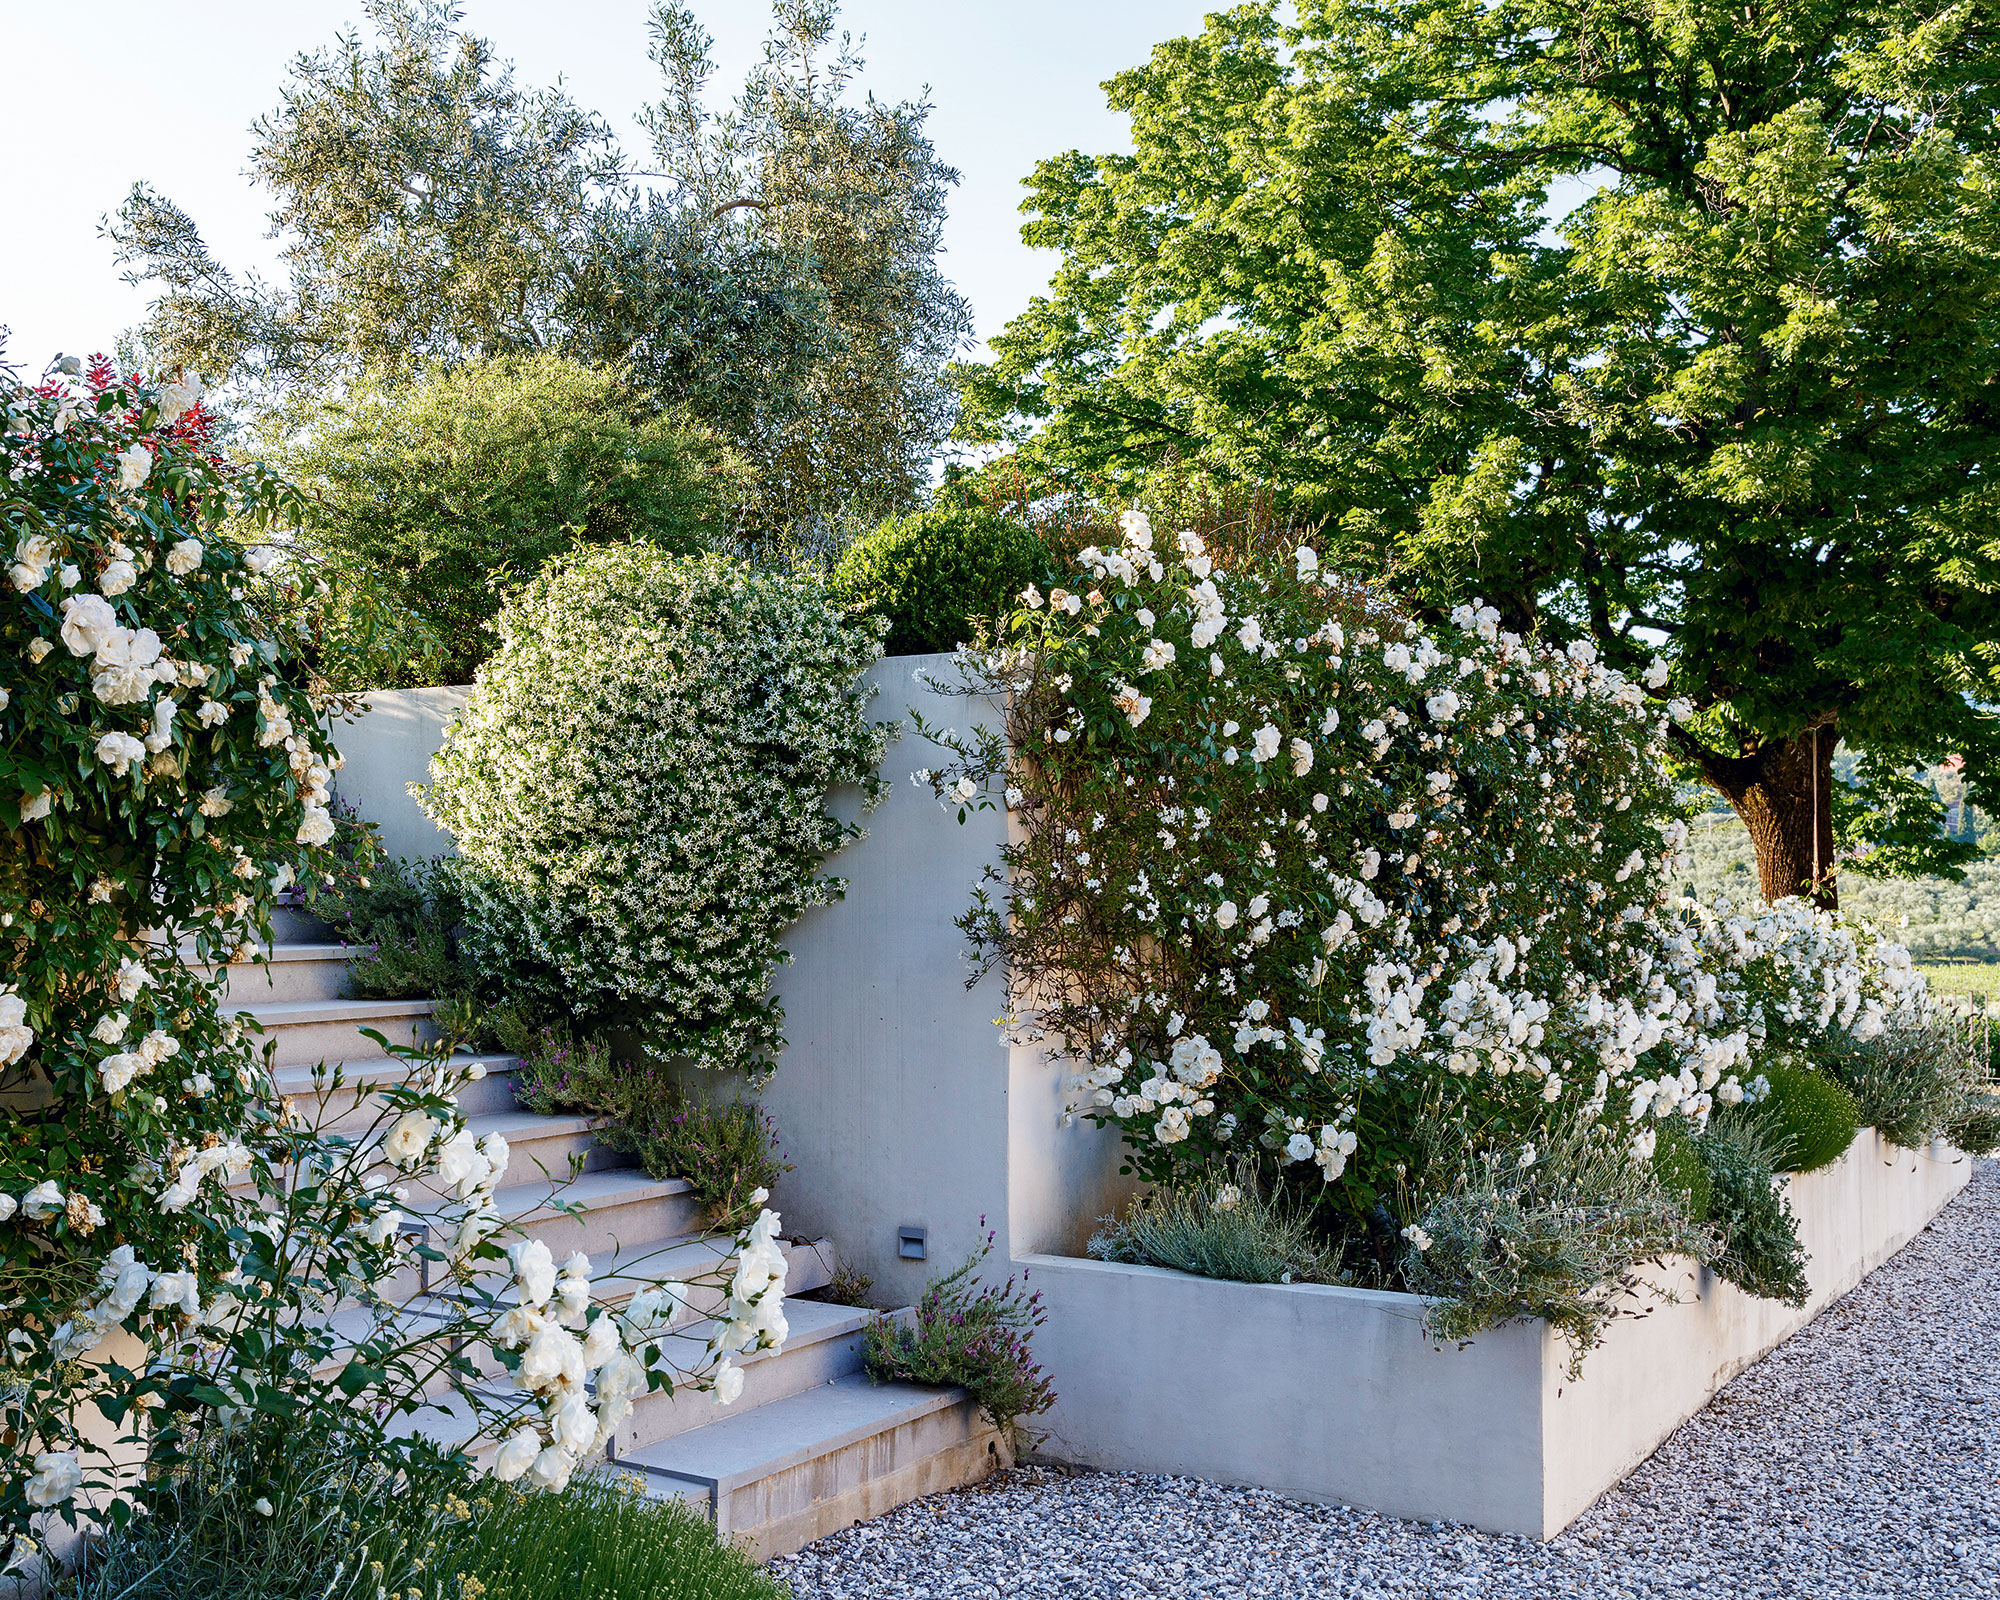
[165,538,203,576]
[153,374,203,426]
[491,1427,541,1483]
[60,593,118,656]
[1236,617,1263,652]
[713,1357,746,1405]
[526,1445,578,1492]
[1251,724,1280,763]
[382,1110,438,1169]
[21,1180,65,1219]
[115,444,153,490]
[24,1451,82,1508]
[95,732,146,776]
[100,558,138,596]
[9,533,56,592]
[1214,900,1239,930]
[1289,737,1313,776]
[510,1238,558,1309]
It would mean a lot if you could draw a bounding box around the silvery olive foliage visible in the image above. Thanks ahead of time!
[424,546,890,1071]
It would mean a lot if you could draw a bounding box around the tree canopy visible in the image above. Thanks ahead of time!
[280,352,746,685]
[109,0,969,550]
[957,0,2000,904]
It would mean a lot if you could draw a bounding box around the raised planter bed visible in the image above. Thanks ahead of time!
[1021,1130,1974,1537]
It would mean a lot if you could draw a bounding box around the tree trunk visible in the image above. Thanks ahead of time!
[1695,723,1838,910]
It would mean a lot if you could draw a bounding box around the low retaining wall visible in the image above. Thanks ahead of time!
[1022,1131,1974,1537]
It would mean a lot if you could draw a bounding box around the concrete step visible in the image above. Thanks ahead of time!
[272,1052,521,1129]
[238,997,440,1069]
[453,1168,708,1261]
[378,1242,836,1390]
[620,1373,1010,1559]
[198,943,356,1004]
[609,1297,869,1456]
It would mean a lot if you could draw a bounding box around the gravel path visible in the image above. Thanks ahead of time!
[773,1159,2000,1599]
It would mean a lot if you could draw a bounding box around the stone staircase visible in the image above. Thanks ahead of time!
[208,938,1010,1559]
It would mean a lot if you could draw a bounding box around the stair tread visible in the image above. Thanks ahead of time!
[619,1373,968,1491]
[192,942,355,965]
[463,1108,603,1142]
[271,1052,519,1096]
[429,1234,835,1315]
[237,997,438,1024]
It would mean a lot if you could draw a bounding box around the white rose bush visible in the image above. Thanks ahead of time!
[0,359,787,1567]
[918,510,1943,1343]
[424,546,890,1073]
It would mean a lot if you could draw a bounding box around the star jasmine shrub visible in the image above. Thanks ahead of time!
[423,547,890,1070]
[918,510,1935,1321]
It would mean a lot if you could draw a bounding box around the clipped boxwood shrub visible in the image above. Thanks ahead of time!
[1742,1058,1861,1173]
[826,507,1049,655]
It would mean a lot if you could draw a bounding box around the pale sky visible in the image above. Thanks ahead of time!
[0,0,1218,379]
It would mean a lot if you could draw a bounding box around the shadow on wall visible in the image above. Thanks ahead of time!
[326,657,1133,1305]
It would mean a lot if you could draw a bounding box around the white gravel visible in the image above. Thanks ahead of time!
[773,1158,2000,1598]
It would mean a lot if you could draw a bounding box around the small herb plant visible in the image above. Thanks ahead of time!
[865,1230,1055,1448]
[1089,1158,1330,1284]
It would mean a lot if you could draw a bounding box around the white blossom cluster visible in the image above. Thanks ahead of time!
[425,547,889,1072]
[921,512,1931,1202]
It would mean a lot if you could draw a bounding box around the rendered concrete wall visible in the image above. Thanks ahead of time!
[327,686,471,865]
[330,660,1130,1306]
[1024,1132,1975,1537]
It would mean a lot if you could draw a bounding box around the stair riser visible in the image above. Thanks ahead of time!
[277,1065,522,1132]
[512,1190,709,1259]
[402,1128,627,1202]
[204,956,353,1005]
[720,1404,1009,1560]
[394,1245,835,1386]
[613,1324,865,1455]
[254,1015,442,1070]
[734,1420,1011,1560]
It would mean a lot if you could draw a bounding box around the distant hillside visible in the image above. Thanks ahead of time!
[1674,812,2000,962]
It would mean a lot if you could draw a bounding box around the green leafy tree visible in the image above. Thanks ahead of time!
[107,0,967,553]
[279,352,746,684]
[958,0,2000,906]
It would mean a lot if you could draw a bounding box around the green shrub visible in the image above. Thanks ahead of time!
[515,1033,789,1231]
[826,507,1049,655]
[1403,1116,1711,1379]
[1824,1021,1970,1149]
[865,1234,1054,1446]
[281,352,747,684]
[64,1448,785,1600]
[1948,1014,2000,1154]
[1740,1058,1861,1173]
[600,1078,792,1234]
[1697,1116,1810,1307]
[1089,1159,1332,1283]
[423,546,889,1068]
[1648,1117,1713,1223]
